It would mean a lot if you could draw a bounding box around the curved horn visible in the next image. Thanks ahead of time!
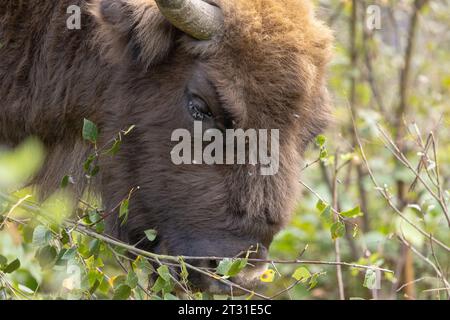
[154,0,224,40]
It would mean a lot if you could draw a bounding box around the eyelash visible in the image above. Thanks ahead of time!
[188,99,212,121]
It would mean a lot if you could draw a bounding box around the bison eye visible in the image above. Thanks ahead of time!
[187,96,212,121]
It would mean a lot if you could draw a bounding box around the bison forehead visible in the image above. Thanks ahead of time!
[183,0,333,128]
[218,0,333,67]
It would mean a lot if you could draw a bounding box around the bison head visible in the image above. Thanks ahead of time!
[89,0,333,292]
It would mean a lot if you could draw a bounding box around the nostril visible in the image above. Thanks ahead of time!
[191,258,219,272]
[258,244,268,259]
[248,243,268,261]
[208,259,218,270]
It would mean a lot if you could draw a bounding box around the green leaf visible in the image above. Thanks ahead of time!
[151,268,175,294]
[88,269,103,287]
[363,269,378,290]
[88,210,105,233]
[216,258,247,277]
[3,258,20,274]
[308,273,320,290]
[13,269,38,292]
[83,155,95,173]
[340,206,363,218]
[151,277,165,293]
[151,277,170,294]
[127,271,138,289]
[164,293,179,300]
[88,210,100,223]
[61,247,77,261]
[316,199,328,212]
[315,135,326,147]
[55,248,70,266]
[330,221,346,240]
[41,190,74,227]
[178,257,189,281]
[320,149,328,160]
[227,259,248,277]
[36,246,57,269]
[89,280,101,295]
[157,265,171,282]
[60,175,73,188]
[0,137,44,189]
[106,139,122,156]
[111,275,127,289]
[216,258,233,277]
[60,229,70,245]
[94,257,104,268]
[320,206,334,225]
[113,284,131,300]
[98,275,111,294]
[119,199,129,226]
[133,256,154,274]
[89,165,100,177]
[88,239,101,257]
[144,229,157,242]
[32,225,53,247]
[0,255,7,268]
[292,266,311,282]
[82,119,98,143]
[95,221,105,234]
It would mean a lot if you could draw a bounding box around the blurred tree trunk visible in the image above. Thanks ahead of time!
[393,0,430,300]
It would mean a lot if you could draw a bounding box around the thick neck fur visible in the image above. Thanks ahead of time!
[0,1,109,145]
[0,1,109,198]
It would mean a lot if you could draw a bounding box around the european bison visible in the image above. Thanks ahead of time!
[0,0,333,292]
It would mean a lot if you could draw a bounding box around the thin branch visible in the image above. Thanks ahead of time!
[349,109,450,252]
[397,235,450,297]
[0,191,394,274]
[269,272,326,300]
[332,149,345,300]
[377,125,450,227]
[395,0,430,143]
[68,221,271,300]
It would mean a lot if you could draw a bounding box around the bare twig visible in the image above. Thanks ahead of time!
[349,110,450,252]
[395,0,430,143]
[269,272,326,300]
[397,235,450,297]
[332,149,345,300]
[393,0,431,299]
[377,125,450,227]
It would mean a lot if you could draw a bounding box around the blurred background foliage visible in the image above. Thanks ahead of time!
[0,0,449,300]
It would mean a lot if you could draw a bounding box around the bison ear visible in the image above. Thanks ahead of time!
[300,83,332,148]
[90,0,176,68]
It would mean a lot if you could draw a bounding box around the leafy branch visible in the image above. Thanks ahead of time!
[0,191,393,300]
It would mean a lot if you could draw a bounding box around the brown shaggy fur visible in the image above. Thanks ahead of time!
[0,0,333,290]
